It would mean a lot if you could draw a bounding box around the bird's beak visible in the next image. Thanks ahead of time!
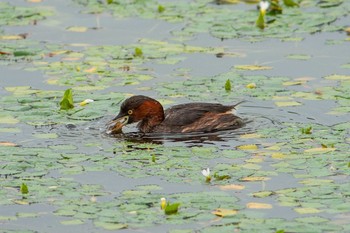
[107,115,129,134]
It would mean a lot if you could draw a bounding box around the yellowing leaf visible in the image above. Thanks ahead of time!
[246,82,257,89]
[219,184,245,191]
[241,176,270,182]
[0,115,19,124]
[245,157,263,163]
[299,179,333,186]
[294,207,322,214]
[62,57,81,61]
[304,147,336,153]
[247,202,272,209]
[237,144,258,150]
[84,67,97,73]
[212,208,238,217]
[240,133,261,139]
[0,35,25,40]
[234,65,272,71]
[13,200,29,205]
[271,153,286,159]
[5,86,34,95]
[242,163,261,170]
[265,145,281,151]
[275,101,302,107]
[66,26,88,32]
[324,74,350,80]
[345,27,350,35]
[47,79,58,85]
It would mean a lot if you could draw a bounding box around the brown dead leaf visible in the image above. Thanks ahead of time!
[0,142,17,147]
[0,51,11,55]
[219,184,245,191]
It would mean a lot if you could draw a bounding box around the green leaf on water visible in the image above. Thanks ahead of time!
[134,47,143,57]
[287,54,311,60]
[13,51,35,57]
[20,183,29,194]
[60,88,74,110]
[294,207,322,214]
[61,219,85,225]
[94,221,128,230]
[214,172,231,181]
[224,79,231,91]
[164,202,180,215]
[276,230,285,233]
[283,0,299,7]
[256,11,265,30]
[0,115,19,124]
[252,191,274,198]
[158,5,165,13]
[301,126,312,134]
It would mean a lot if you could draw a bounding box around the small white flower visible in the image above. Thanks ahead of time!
[202,168,210,178]
[160,197,167,209]
[79,99,94,106]
[259,1,270,13]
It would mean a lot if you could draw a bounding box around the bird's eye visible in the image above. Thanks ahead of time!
[128,109,133,115]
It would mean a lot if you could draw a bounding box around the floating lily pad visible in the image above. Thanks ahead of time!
[286,54,311,60]
[0,114,19,124]
[274,101,302,107]
[246,202,273,209]
[234,65,273,71]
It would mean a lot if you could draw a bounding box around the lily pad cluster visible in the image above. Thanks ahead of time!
[0,86,126,126]
[21,39,222,90]
[73,0,349,40]
[1,118,349,231]
[157,72,290,102]
[0,2,52,27]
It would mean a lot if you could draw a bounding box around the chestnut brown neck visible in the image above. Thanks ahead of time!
[135,99,165,133]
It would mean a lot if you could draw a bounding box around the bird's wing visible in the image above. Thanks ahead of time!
[162,103,234,126]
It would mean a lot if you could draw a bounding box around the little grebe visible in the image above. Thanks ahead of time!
[107,95,244,134]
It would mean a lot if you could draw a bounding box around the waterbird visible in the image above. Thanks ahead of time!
[107,95,244,134]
